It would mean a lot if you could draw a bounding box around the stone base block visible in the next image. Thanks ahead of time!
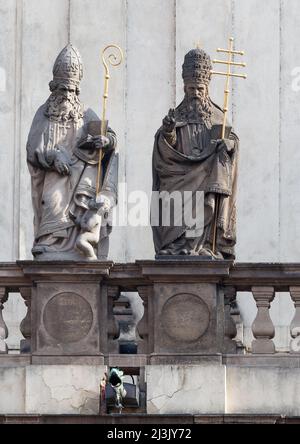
[251,339,275,354]
[106,354,148,368]
[20,339,31,354]
[31,355,104,365]
[146,365,226,414]
[0,355,31,368]
[149,353,222,365]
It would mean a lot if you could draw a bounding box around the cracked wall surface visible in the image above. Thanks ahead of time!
[146,364,300,416]
[146,365,226,414]
[2,364,300,415]
[26,365,105,414]
[0,365,106,415]
[0,367,26,414]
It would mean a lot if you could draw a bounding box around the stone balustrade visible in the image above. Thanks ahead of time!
[0,261,300,361]
[0,287,8,353]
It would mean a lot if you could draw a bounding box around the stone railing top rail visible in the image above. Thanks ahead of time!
[0,261,300,291]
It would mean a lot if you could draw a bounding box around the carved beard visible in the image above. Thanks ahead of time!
[186,95,212,122]
[45,92,84,122]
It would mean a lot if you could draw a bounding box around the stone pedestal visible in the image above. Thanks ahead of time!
[139,259,234,363]
[18,261,113,364]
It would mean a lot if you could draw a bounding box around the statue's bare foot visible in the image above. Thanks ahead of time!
[76,237,98,260]
[85,254,98,261]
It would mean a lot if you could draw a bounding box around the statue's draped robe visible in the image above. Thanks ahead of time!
[27,104,118,260]
[152,102,239,258]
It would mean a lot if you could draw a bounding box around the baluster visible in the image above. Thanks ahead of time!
[20,287,32,353]
[230,297,245,352]
[137,286,150,354]
[289,287,300,353]
[223,286,237,353]
[251,286,275,354]
[107,286,120,353]
[0,287,8,354]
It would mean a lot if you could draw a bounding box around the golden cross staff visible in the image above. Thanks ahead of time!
[96,44,124,197]
[210,37,247,254]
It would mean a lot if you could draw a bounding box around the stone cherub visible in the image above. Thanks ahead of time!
[152,48,239,259]
[76,195,112,260]
[26,44,118,261]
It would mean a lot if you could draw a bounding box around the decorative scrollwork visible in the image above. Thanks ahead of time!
[102,44,124,77]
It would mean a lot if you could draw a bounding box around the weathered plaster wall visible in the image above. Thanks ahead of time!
[0,365,106,414]
[2,364,300,416]
[146,364,300,416]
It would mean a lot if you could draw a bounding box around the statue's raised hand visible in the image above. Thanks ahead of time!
[162,108,176,133]
[214,138,235,153]
[214,139,234,167]
[92,135,110,150]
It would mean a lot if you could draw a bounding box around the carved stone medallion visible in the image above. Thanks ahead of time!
[43,292,93,344]
[161,293,210,342]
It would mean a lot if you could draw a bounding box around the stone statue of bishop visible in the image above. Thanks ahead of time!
[27,44,118,261]
[152,48,239,259]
